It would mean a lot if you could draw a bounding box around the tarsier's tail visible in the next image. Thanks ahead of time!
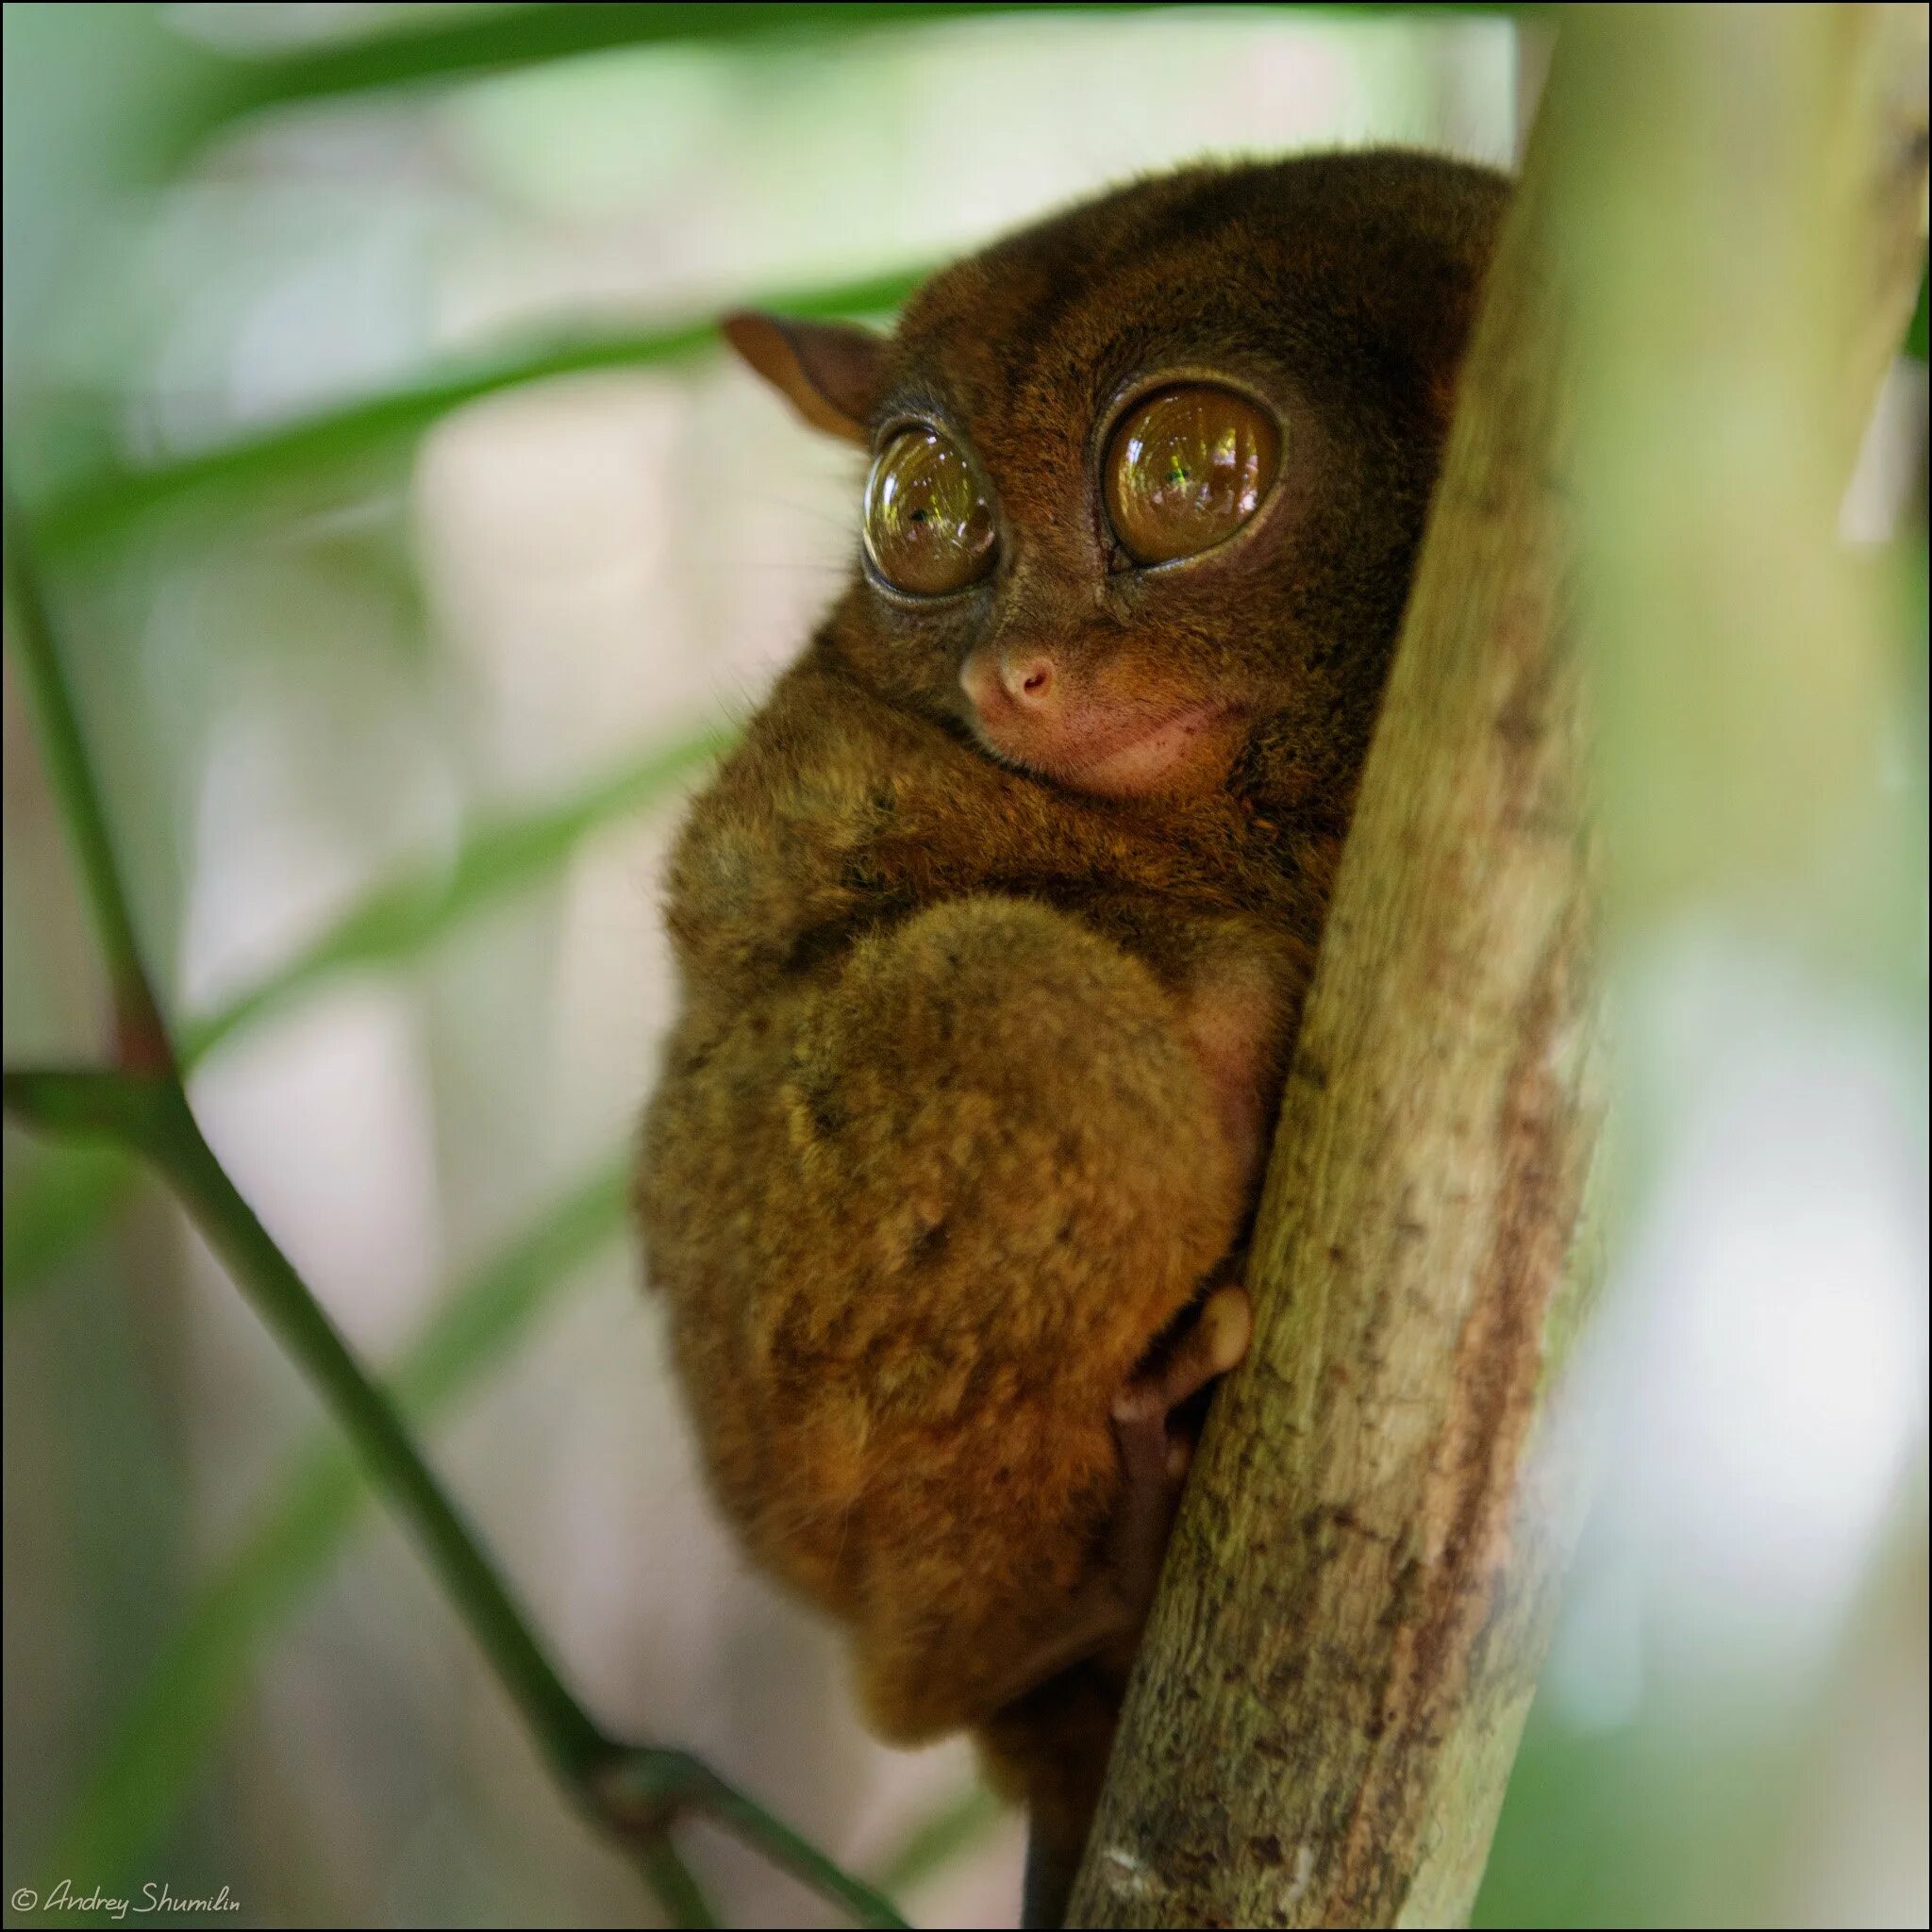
[977,1665,1124,1929]
[1024,1800,1093,1932]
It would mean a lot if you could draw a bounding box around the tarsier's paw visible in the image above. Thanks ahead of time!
[1106,1283,1254,1616]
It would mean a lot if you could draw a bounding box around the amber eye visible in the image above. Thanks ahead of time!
[1103,385,1281,567]
[862,427,996,595]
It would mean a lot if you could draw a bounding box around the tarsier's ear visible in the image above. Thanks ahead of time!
[720,312,886,444]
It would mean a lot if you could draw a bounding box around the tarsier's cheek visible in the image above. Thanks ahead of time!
[1176,956,1290,1197]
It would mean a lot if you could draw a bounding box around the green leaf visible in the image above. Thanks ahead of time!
[178,724,734,1066]
[37,265,927,552]
[869,1783,1005,1898]
[39,1151,634,1892]
[192,5,1168,125]
[4,724,730,1307]
[2,1139,140,1306]
[1907,268,1928,362]
[182,0,1541,130]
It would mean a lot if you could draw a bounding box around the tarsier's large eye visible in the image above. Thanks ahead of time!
[862,427,996,595]
[1103,385,1281,567]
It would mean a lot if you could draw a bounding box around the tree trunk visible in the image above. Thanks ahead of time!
[1066,8,1928,1927]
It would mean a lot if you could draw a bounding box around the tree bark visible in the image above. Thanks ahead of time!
[1066,8,1929,1927]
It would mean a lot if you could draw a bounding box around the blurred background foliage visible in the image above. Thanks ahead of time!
[2,6,1924,1927]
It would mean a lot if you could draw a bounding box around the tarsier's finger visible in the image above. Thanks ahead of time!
[1111,1283,1254,1432]
[1155,1282,1254,1414]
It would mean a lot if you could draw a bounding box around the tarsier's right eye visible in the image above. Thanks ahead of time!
[1104,384,1281,567]
[862,427,996,596]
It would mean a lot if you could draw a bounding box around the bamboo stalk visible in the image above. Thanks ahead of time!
[1068,7,1927,1924]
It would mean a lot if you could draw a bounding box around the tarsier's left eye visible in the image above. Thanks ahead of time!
[1103,385,1281,567]
[863,427,996,596]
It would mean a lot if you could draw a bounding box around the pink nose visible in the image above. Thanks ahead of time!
[962,649,1058,721]
[1004,656,1054,708]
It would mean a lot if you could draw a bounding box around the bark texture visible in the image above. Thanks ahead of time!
[1067,8,1928,1926]
[1067,89,1591,1931]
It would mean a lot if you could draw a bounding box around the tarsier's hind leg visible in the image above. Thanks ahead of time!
[984,1282,1255,1712]
[650,890,1257,1925]
[668,891,1251,1734]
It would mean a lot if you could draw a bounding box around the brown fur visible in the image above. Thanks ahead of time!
[637,148,1508,1915]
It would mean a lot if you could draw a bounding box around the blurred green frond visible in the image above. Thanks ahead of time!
[41,1151,633,1892]
[195,5,1166,127]
[179,724,733,1064]
[1907,269,1928,361]
[37,265,927,552]
[5,724,731,1307]
[869,1784,1006,1898]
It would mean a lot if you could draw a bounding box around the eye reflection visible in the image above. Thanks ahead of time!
[1104,385,1281,566]
[863,428,996,595]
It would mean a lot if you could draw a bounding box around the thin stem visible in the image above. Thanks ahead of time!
[594,1749,908,1930]
[7,1072,710,1922]
[1,1067,175,1143]
[641,1838,722,1932]
[1,505,909,1929]
[155,1086,610,1779]
[5,1064,912,1928]
[38,1157,634,1894]
[2,491,170,1069]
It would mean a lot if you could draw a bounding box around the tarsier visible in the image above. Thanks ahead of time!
[638,149,1507,1925]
